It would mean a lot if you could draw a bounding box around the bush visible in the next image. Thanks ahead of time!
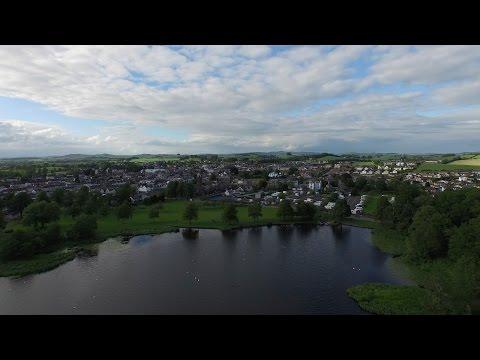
[69,214,98,242]
[40,222,64,249]
[0,229,37,261]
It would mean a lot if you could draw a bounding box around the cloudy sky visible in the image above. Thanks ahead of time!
[0,45,480,157]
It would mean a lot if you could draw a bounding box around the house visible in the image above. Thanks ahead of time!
[324,202,336,210]
[308,181,322,192]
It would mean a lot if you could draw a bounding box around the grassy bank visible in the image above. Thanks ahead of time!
[0,249,76,278]
[347,283,439,315]
[1,200,323,277]
[371,226,406,256]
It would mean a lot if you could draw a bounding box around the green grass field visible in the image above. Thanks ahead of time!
[449,155,480,167]
[130,155,182,163]
[353,161,375,167]
[417,162,480,171]
[4,200,284,239]
[371,226,406,256]
[363,195,379,216]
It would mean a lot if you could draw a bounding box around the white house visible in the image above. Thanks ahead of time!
[324,202,336,210]
[308,181,322,191]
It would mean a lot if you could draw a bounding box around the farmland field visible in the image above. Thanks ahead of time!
[416,162,480,171]
[130,155,181,163]
[449,155,480,167]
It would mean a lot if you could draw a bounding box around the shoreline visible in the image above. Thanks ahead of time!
[0,218,377,278]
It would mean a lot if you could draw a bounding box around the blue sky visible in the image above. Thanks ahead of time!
[0,45,479,157]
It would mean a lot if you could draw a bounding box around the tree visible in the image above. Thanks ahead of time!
[51,188,65,205]
[40,222,63,249]
[256,179,268,190]
[117,202,134,220]
[84,196,101,215]
[69,214,98,242]
[375,196,393,225]
[296,201,316,221]
[333,199,351,223]
[36,191,49,202]
[62,190,75,207]
[149,206,160,219]
[406,205,450,262]
[288,167,298,175]
[248,202,262,222]
[23,201,60,229]
[277,200,294,221]
[166,181,178,198]
[75,185,90,207]
[448,216,480,261]
[327,192,339,203]
[183,202,198,225]
[222,203,238,224]
[67,202,83,218]
[0,228,37,261]
[116,184,134,204]
[9,192,32,217]
[0,211,5,229]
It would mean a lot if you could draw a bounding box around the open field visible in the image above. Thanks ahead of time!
[353,161,375,167]
[129,155,182,163]
[449,155,480,167]
[416,162,480,171]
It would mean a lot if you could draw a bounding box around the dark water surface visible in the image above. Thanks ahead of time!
[0,225,410,314]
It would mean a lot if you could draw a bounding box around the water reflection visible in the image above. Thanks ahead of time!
[0,225,411,315]
[247,227,263,240]
[221,229,238,241]
[331,224,351,239]
[277,225,294,241]
[295,224,316,237]
[182,228,199,240]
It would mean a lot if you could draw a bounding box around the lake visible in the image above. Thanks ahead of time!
[0,225,411,314]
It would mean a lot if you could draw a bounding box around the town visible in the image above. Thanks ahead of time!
[1,152,480,221]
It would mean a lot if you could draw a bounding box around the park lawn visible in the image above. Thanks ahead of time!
[92,200,282,237]
[363,195,379,216]
[347,283,439,315]
[6,200,283,240]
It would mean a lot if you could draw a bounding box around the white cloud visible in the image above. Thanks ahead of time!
[1,45,480,155]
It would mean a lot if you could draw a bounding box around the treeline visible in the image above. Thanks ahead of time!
[374,183,480,313]
[0,184,138,262]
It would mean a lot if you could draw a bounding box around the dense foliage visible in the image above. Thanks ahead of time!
[374,184,480,313]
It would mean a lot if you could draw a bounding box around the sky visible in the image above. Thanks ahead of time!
[1,45,480,157]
